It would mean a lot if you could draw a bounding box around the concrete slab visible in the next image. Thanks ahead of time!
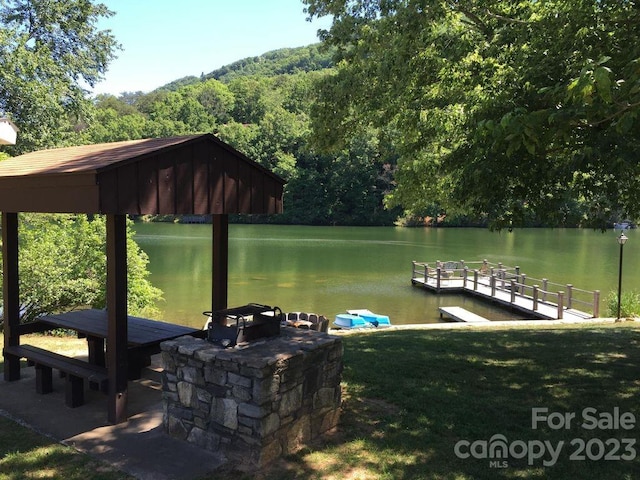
[0,358,227,479]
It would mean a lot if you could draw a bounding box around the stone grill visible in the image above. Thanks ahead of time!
[161,327,343,471]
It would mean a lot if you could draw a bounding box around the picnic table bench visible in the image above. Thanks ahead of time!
[2,344,108,408]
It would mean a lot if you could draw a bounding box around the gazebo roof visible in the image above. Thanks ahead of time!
[0,134,285,214]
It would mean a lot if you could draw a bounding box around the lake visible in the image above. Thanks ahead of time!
[133,223,638,329]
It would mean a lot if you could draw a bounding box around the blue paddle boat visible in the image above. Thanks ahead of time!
[347,309,392,327]
[333,313,373,329]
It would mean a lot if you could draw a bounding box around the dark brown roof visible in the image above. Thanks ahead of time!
[0,134,285,215]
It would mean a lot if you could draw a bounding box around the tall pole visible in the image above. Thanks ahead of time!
[617,232,628,320]
[617,241,623,319]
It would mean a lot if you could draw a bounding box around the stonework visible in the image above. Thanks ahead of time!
[161,328,343,471]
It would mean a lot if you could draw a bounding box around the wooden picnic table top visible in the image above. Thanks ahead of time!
[36,309,201,348]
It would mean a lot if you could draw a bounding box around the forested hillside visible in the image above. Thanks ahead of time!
[79,44,402,226]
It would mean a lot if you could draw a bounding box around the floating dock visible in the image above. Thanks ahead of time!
[412,260,600,322]
[438,306,490,323]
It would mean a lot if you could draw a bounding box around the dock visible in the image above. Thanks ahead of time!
[412,260,600,322]
[438,306,490,323]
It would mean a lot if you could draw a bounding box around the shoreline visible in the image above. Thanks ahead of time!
[328,317,637,334]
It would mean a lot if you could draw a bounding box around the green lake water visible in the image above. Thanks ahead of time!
[133,223,639,329]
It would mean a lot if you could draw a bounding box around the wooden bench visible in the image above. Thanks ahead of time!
[3,344,108,408]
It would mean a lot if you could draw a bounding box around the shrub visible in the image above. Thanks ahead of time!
[605,290,640,318]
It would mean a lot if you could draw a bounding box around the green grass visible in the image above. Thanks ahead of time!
[2,325,640,479]
[0,416,131,480]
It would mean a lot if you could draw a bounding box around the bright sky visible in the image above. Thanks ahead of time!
[92,0,331,96]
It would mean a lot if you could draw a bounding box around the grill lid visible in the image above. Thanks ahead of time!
[204,303,283,347]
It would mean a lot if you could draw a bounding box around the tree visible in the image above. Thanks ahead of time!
[184,79,235,124]
[227,76,273,124]
[0,0,119,154]
[304,0,640,229]
[146,90,216,134]
[0,214,162,326]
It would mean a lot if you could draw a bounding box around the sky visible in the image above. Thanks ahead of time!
[91,0,332,96]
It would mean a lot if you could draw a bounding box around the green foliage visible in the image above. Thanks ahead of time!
[204,44,333,83]
[0,214,162,325]
[184,79,235,124]
[606,290,640,319]
[305,0,640,229]
[0,0,119,154]
[227,76,273,124]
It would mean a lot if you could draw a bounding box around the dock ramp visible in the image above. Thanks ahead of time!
[439,306,490,323]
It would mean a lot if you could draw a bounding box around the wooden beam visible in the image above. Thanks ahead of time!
[2,212,20,381]
[106,214,128,424]
[212,214,229,312]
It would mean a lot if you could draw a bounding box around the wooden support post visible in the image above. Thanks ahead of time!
[87,336,105,367]
[424,264,428,282]
[515,266,520,276]
[520,274,527,295]
[473,270,479,291]
[542,279,548,302]
[436,267,442,292]
[566,284,573,309]
[557,291,564,319]
[2,212,20,381]
[106,214,128,424]
[533,285,539,310]
[66,375,85,408]
[491,275,496,296]
[212,214,229,312]
[463,267,468,288]
[510,280,516,303]
[35,364,53,394]
[593,290,600,318]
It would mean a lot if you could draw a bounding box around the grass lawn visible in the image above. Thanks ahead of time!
[2,323,640,479]
[0,416,131,480]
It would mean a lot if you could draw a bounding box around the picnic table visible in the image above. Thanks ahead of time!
[4,309,203,409]
[36,309,203,378]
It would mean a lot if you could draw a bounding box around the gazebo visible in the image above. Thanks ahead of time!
[1,134,285,423]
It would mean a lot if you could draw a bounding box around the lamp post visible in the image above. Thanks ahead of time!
[617,232,628,320]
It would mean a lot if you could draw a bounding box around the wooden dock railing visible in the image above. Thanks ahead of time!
[411,259,600,319]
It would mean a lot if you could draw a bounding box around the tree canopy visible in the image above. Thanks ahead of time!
[0,0,119,154]
[304,0,640,229]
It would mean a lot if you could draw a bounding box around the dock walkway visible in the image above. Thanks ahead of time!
[412,260,600,322]
[438,306,490,323]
